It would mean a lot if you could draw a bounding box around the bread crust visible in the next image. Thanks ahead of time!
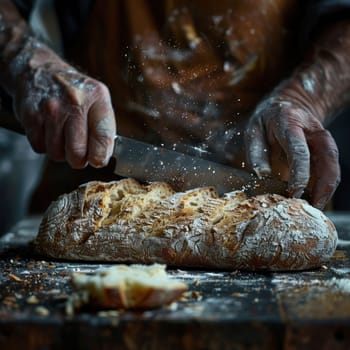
[35,179,338,271]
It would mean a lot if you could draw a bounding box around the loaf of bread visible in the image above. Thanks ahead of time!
[71,263,187,310]
[34,178,338,271]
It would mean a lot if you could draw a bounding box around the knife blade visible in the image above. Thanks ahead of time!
[113,135,288,196]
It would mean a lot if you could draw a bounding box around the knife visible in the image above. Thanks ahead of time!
[113,135,288,196]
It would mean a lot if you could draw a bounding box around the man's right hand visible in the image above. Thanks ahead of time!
[13,60,116,169]
[0,0,116,169]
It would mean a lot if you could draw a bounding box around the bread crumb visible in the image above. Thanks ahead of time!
[332,250,347,260]
[65,292,89,316]
[26,295,39,304]
[8,273,24,283]
[181,290,202,301]
[3,296,16,306]
[35,306,50,316]
[191,290,202,300]
[97,310,120,318]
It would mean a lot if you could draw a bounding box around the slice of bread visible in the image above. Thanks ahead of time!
[71,263,187,309]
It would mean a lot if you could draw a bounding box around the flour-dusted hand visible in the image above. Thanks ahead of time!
[245,19,350,209]
[13,56,116,169]
[0,0,116,169]
[245,85,340,210]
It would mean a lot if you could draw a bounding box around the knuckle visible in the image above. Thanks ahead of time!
[88,135,114,167]
[69,144,87,159]
[326,148,339,161]
[94,133,114,149]
[92,81,111,100]
[67,145,87,169]
[93,117,116,139]
[66,106,85,121]
[290,166,310,191]
[42,98,60,115]
[292,171,310,189]
[288,135,310,159]
[292,144,309,160]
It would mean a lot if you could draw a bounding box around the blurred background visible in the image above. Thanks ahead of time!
[328,110,350,212]
[0,128,45,234]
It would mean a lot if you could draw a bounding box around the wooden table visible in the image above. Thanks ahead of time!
[1,213,350,349]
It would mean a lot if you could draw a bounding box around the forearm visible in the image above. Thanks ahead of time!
[279,19,350,126]
[0,0,31,91]
[0,0,68,96]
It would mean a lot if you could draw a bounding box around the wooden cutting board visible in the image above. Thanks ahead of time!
[1,213,350,349]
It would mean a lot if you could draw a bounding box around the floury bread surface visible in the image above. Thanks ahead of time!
[35,178,338,271]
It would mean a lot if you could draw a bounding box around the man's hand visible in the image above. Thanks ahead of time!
[13,61,116,169]
[0,0,116,169]
[245,89,340,209]
[244,18,350,209]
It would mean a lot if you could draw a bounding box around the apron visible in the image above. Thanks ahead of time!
[69,0,303,148]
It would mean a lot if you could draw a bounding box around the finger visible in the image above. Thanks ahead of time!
[64,104,89,169]
[245,116,271,177]
[308,130,341,209]
[274,125,310,198]
[42,98,66,161]
[87,94,116,168]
